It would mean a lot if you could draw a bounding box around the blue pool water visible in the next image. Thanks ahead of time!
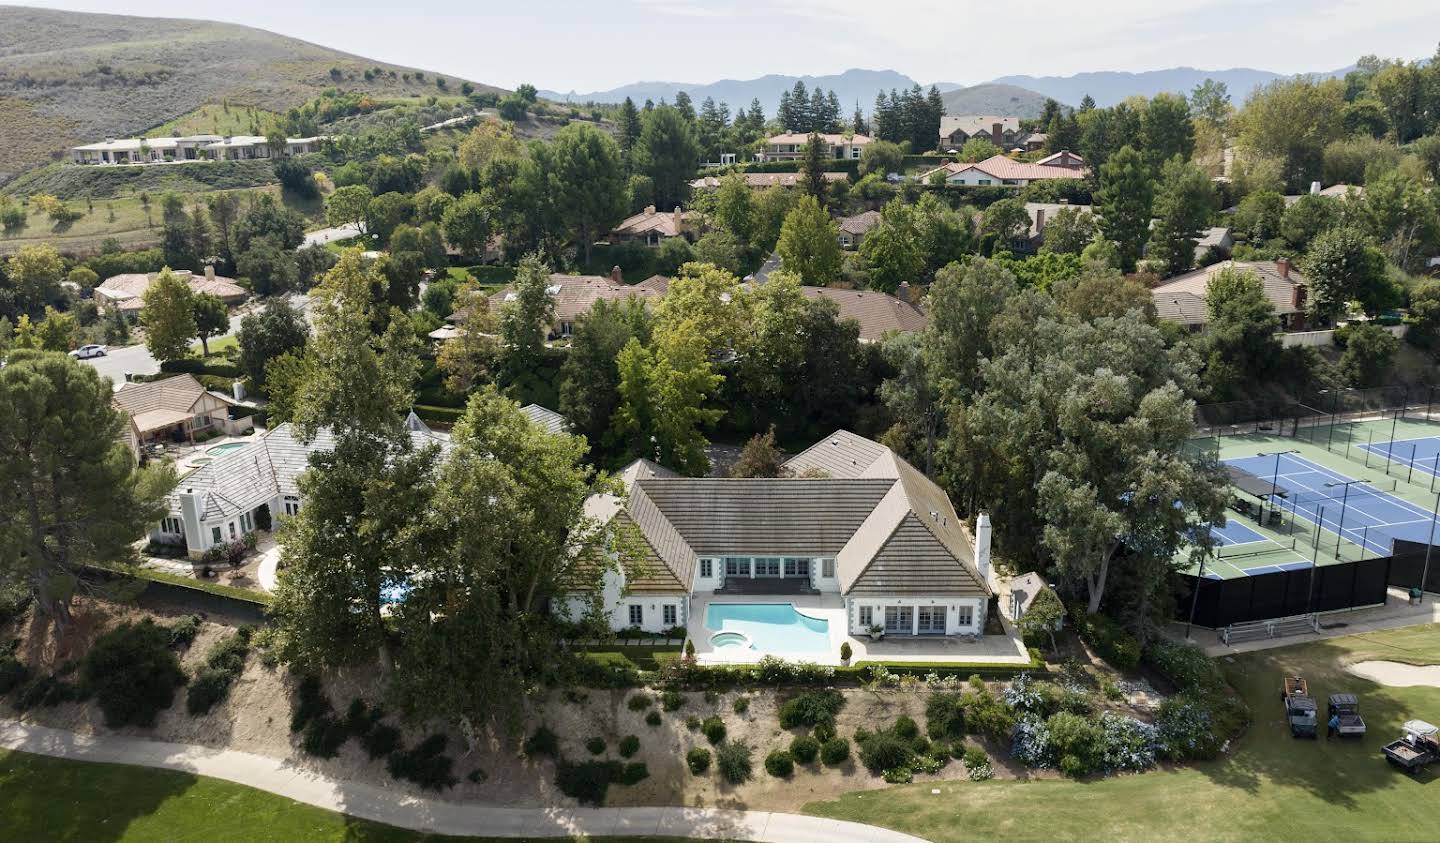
[207,442,247,456]
[706,603,830,655]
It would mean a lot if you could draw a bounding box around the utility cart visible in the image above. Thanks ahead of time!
[1282,676,1318,738]
[1327,694,1367,737]
[1382,720,1440,773]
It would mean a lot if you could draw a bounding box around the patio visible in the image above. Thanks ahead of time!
[687,593,1032,667]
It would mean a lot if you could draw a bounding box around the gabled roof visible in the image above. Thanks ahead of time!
[592,431,990,598]
[97,270,247,311]
[1151,260,1302,326]
[935,154,1088,182]
[838,210,882,236]
[1035,150,1085,168]
[765,132,871,146]
[482,273,661,323]
[800,286,928,342]
[114,374,228,433]
[611,206,694,239]
[635,275,672,295]
[520,404,570,435]
[940,115,1021,138]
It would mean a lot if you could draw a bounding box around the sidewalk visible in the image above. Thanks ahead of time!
[0,719,930,842]
[1178,589,1440,657]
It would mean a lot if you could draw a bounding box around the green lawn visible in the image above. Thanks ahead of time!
[192,334,240,356]
[805,624,1440,842]
[0,749,729,842]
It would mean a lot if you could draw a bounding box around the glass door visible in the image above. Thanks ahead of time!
[917,606,945,634]
[884,606,913,634]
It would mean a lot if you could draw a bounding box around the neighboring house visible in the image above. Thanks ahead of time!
[1283,182,1364,206]
[563,430,994,641]
[689,172,850,190]
[634,274,672,295]
[1004,572,1062,629]
[609,205,698,246]
[919,154,1087,187]
[800,286,928,342]
[453,267,661,339]
[112,374,244,459]
[1150,259,1306,331]
[1016,201,1094,253]
[758,133,871,162]
[1035,150,1086,170]
[521,404,570,435]
[939,116,1021,150]
[151,420,448,558]
[72,135,325,165]
[837,210,882,249]
[95,267,248,315]
[1195,227,1234,262]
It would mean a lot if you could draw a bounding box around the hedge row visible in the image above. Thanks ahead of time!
[413,404,464,423]
[160,359,243,379]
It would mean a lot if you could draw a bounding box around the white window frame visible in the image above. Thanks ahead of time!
[726,558,749,577]
[699,559,713,578]
[918,606,944,634]
[663,605,677,626]
[956,605,974,627]
[754,558,780,577]
[784,558,807,578]
[161,516,182,535]
[240,512,253,533]
[628,604,643,626]
[822,559,835,578]
[858,605,873,628]
[884,605,913,634]
[211,526,222,544]
[284,495,301,517]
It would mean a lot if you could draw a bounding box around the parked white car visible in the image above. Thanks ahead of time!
[68,344,107,359]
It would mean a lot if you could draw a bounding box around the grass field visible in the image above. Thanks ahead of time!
[0,749,719,843]
[805,623,1440,843]
[147,104,281,139]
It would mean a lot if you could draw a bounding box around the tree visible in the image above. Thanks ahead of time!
[859,140,903,178]
[776,195,841,285]
[0,351,173,631]
[191,292,229,356]
[980,198,1031,245]
[1303,227,1393,320]
[859,200,924,293]
[237,297,309,386]
[712,173,755,245]
[1232,190,1286,243]
[436,287,499,394]
[546,123,628,264]
[558,297,651,456]
[441,192,492,262]
[233,194,305,252]
[457,121,522,172]
[1281,194,1338,250]
[1407,281,1440,352]
[632,106,699,211]
[1017,585,1066,651]
[5,244,64,315]
[326,185,374,234]
[1236,77,1345,191]
[958,137,1000,162]
[1148,156,1213,275]
[140,269,197,362]
[1095,145,1154,271]
[1039,207,1097,255]
[731,426,788,478]
[274,158,319,199]
[609,327,723,476]
[1340,323,1399,386]
[1196,267,1282,400]
[1139,92,1195,169]
[1189,79,1232,130]
[498,254,557,387]
[236,236,299,297]
[797,133,829,201]
[389,388,603,729]
[618,97,643,162]
[35,306,75,352]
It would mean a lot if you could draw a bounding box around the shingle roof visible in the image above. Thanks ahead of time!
[799,286,928,342]
[1024,202,1094,238]
[610,206,694,239]
[1151,260,1302,326]
[689,172,850,190]
[635,275,672,295]
[521,404,570,435]
[484,273,660,323]
[934,154,1088,182]
[765,132,872,146]
[838,210,882,236]
[591,431,991,597]
[940,116,1021,139]
[97,270,247,311]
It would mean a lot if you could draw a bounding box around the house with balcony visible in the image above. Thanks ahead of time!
[758,132,871,162]
[563,431,1025,664]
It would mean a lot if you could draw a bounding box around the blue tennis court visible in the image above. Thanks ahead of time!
[1210,518,1266,546]
[1359,436,1440,477]
[1225,452,1439,556]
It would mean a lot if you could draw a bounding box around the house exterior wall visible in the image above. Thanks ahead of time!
[845,596,986,636]
[947,170,1024,187]
[559,569,686,633]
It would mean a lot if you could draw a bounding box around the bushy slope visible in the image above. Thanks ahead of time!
[939,84,1052,118]
[0,5,503,183]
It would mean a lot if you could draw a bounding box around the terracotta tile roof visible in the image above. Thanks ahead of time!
[97,270,247,311]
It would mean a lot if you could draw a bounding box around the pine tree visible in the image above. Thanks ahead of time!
[1080,94,1096,111]
[924,85,945,152]
[673,90,695,122]
[619,97,642,161]
[853,102,868,135]
[1096,145,1155,272]
[788,80,810,132]
[776,90,795,133]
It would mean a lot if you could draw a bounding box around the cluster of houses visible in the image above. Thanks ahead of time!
[70,135,326,165]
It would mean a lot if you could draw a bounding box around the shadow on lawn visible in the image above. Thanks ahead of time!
[1197,637,1439,808]
[0,749,199,842]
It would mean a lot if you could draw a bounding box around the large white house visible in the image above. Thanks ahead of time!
[566,431,996,655]
[71,135,326,165]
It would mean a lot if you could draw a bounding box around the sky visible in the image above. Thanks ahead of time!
[17,0,1440,92]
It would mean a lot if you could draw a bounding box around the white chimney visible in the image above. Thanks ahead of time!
[975,512,993,587]
[205,264,216,281]
[1310,181,1321,195]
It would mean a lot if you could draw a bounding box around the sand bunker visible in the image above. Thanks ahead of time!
[1346,660,1440,687]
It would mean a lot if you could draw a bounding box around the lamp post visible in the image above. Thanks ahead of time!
[1257,450,1300,525]
[1325,479,1372,558]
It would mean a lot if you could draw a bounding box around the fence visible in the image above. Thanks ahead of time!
[1279,325,1408,348]
[1175,555,1394,629]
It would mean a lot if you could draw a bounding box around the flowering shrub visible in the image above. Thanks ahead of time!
[1145,639,1225,694]
[1157,693,1224,761]
[1010,714,1051,767]
[1097,712,1160,772]
[882,766,913,783]
[1003,673,1045,713]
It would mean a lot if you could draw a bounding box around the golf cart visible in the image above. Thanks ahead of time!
[1282,676,1318,738]
[1383,720,1440,773]
[1327,694,1366,737]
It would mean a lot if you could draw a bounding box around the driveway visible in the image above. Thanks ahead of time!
[302,224,362,247]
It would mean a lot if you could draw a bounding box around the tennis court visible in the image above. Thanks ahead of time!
[1224,452,1439,557]
[1358,435,1440,477]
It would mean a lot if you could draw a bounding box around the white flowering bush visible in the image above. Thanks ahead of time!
[1010,713,1051,767]
[966,760,994,781]
[1097,712,1160,772]
[1003,673,1045,714]
[1157,694,1224,760]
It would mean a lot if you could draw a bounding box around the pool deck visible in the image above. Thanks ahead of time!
[688,594,1031,667]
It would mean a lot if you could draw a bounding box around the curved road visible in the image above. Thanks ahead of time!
[0,720,929,842]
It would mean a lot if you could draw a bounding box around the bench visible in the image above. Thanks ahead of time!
[1220,613,1319,645]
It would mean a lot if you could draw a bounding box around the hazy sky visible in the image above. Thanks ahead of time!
[18,0,1440,91]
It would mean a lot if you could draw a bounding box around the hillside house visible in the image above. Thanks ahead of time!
[758,133,871,162]
[920,154,1087,187]
[95,267,247,315]
[689,172,850,190]
[450,267,661,339]
[1150,259,1306,331]
[609,205,699,246]
[939,115,1021,150]
[837,210,881,249]
[71,135,325,165]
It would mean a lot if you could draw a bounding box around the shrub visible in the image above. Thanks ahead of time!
[555,760,623,805]
[0,654,31,696]
[893,715,919,740]
[686,747,712,774]
[684,639,696,660]
[618,734,640,758]
[645,710,662,726]
[962,744,989,768]
[362,723,401,760]
[685,716,701,732]
[883,766,913,783]
[387,734,457,791]
[290,675,329,733]
[627,693,653,710]
[467,767,488,784]
[765,749,795,778]
[964,684,1018,741]
[1045,711,1102,777]
[1144,639,1225,694]
[732,696,749,714]
[777,689,845,729]
[619,762,649,786]
[703,690,720,705]
[301,715,349,758]
[715,740,754,784]
[812,722,836,743]
[820,737,851,766]
[1097,712,1160,772]
[186,629,251,716]
[702,716,726,745]
[789,734,820,763]
[858,731,913,774]
[81,619,186,728]
[524,726,559,758]
[661,690,685,711]
[14,674,79,709]
[586,737,606,755]
[926,693,967,740]
[1070,607,1140,671]
[839,641,852,662]
[1157,693,1225,761]
[186,667,232,716]
[167,614,203,649]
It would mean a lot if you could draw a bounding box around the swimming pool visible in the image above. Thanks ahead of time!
[207,442,247,457]
[705,603,830,655]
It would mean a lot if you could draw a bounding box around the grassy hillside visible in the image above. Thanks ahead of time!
[940,83,1053,118]
[0,5,505,183]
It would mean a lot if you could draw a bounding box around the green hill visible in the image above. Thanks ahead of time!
[0,5,504,184]
[939,83,1054,118]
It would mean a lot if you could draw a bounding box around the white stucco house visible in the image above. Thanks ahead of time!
[564,431,996,655]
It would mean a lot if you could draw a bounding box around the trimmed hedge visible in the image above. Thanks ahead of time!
[413,404,464,424]
[160,359,243,379]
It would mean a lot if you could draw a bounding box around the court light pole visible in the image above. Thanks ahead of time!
[1423,490,1439,605]
[1257,450,1300,525]
[1325,479,1372,558]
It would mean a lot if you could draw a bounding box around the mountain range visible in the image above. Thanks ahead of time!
[990,66,1354,108]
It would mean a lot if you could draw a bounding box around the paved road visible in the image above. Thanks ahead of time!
[0,720,930,842]
[302,224,362,247]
